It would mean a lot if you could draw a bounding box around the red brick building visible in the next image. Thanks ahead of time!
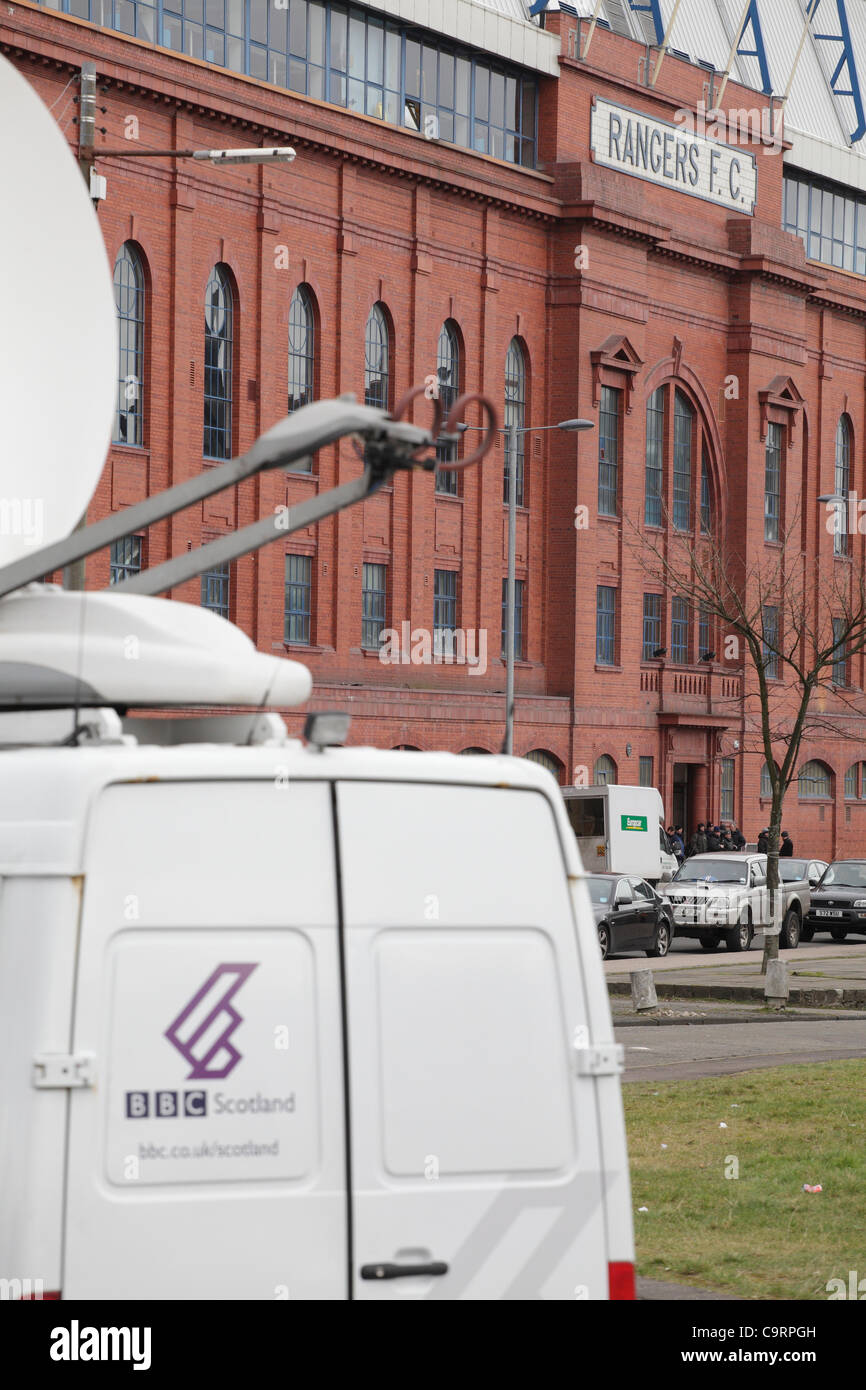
[7,0,866,855]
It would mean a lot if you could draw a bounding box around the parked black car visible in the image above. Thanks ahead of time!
[802,860,866,942]
[587,872,673,960]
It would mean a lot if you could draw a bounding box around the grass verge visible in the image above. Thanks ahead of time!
[624,1059,866,1300]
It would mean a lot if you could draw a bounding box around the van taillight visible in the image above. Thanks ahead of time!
[608,1262,636,1300]
[19,1290,61,1300]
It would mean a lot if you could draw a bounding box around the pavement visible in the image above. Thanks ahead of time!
[617,1016,866,1081]
[604,941,866,1006]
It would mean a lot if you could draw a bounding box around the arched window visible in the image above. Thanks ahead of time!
[435,321,460,496]
[593,754,617,786]
[700,443,712,534]
[798,760,832,799]
[673,389,694,531]
[525,749,563,782]
[364,303,390,411]
[644,387,665,526]
[113,243,145,446]
[834,415,851,557]
[504,338,526,506]
[460,746,491,754]
[760,760,777,798]
[288,285,315,413]
[203,265,234,460]
[844,761,866,798]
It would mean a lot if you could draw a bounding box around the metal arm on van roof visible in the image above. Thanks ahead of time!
[0,389,497,601]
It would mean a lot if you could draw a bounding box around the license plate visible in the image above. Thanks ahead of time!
[814,909,844,918]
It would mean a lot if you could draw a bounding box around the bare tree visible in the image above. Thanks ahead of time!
[629,501,866,971]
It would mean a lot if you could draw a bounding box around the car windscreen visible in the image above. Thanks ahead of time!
[819,863,866,889]
[779,860,807,882]
[586,877,613,904]
[674,860,748,884]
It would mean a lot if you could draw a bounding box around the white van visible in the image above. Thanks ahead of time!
[0,671,635,1302]
[561,785,678,885]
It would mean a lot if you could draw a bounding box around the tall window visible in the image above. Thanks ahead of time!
[113,243,145,447]
[593,754,616,785]
[433,569,458,658]
[596,586,616,666]
[203,266,234,460]
[284,554,312,644]
[598,386,620,516]
[364,303,390,410]
[783,170,866,274]
[762,606,779,679]
[504,339,526,506]
[832,617,848,686]
[834,415,851,557]
[435,321,460,495]
[798,760,831,799]
[201,561,230,618]
[700,444,712,534]
[644,387,664,526]
[672,390,693,531]
[642,593,662,661]
[845,762,866,798]
[361,562,387,649]
[109,534,143,584]
[671,597,690,665]
[501,578,525,660]
[639,755,654,787]
[720,758,734,822]
[764,421,782,542]
[698,604,712,660]
[760,761,774,798]
[288,285,315,413]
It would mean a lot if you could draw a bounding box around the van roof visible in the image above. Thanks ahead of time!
[0,738,567,877]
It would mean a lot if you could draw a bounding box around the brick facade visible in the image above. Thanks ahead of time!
[6,1,866,855]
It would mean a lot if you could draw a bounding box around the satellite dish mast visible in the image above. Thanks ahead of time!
[0,54,116,568]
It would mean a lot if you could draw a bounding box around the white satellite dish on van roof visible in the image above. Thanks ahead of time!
[0,54,116,566]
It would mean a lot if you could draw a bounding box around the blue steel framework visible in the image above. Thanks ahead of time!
[41,0,537,166]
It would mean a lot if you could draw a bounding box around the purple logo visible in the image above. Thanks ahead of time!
[165,963,257,1080]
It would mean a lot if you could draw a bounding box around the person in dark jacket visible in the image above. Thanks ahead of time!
[706,825,722,851]
[730,823,746,850]
[780,830,794,857]
[688,823,708,857]
[757,829,770,854]
[668,825,685,860]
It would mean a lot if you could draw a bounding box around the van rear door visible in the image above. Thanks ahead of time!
[336,779,608,1300]
[64,778,347,1299]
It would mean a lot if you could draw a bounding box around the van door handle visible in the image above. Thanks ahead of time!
[360,1261,448,1280]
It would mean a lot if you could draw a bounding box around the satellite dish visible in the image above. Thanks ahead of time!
[0,54,116,567]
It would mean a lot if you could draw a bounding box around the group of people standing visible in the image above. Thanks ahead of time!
[666,822,795,861]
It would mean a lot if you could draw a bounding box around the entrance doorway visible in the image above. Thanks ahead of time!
[673,763,697,835]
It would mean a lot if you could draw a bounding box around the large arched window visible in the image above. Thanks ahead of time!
[203,265,234,460]
[288,284,315,414]
[364,303,390,410]
[504,338,526,506]
[435,320,460,496]
[798,760,832,799]
[593,754,617,786]
[525,749,563,783]
[113,243,145,447]
[834,415,852,557]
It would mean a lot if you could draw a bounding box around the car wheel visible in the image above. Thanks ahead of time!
[598,924,610,960]
[830,927,848,942]
[725,918,753,952]
[800,924,814,942]
[699,934,720,951]
[647,919,671,958]
[780,908,801,950]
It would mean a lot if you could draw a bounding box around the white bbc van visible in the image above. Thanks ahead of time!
[0,618,635,1302]
[561,785,677,885]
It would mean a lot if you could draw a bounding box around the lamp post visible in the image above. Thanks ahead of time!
[457,416,594,754]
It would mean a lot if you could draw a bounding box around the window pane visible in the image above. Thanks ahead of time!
[330,8,347,70]
[455,57,470,115]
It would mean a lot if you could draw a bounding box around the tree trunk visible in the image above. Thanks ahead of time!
[761,799,783,973]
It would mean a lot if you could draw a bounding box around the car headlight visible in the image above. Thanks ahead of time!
[853,900,866,908]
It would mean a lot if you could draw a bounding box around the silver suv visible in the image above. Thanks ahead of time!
[659,852,809,952]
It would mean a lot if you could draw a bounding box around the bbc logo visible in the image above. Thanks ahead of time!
[125,1090,207,1118]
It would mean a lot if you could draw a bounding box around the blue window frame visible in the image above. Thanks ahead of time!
[435,320,460,496]
[598,385,619,517]
[284,554,312,644]
[762,605,779,679]
[113,243,145,446]
[835,415,851,557]
[673,390,693,531]
[433,568,458,658]
[644,386,664,527]
[639,755,653,787]
[764,421,781,542]
[501,577,525,660]
[833,617,848,687]
[110,534,143,583]
[642,593,661,661]
[700,444,711,535]
[596,585,616,666]
[671,596,689,665]
[364,303,389,411]
[201,560,230,617]
[44,1,538,168]
[783,170,866,276]
[699,603,712,661]
[203,265,234,460]
[361,562,387,649]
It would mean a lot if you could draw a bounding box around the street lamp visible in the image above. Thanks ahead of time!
[457,416,594,754]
